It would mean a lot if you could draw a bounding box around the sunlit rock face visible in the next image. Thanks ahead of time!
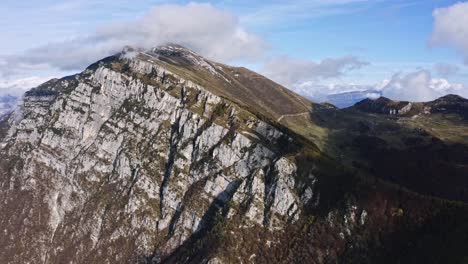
[0,46,317,263]
[2,45,455,264]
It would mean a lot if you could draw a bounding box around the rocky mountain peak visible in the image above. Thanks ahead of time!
[0,43,326,263]
[101,44,314,122]
[150,44,200,57]
[1,44,468,263]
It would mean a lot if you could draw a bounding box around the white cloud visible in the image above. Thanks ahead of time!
[0,76,53,96]
[431,2,468,64]
[261,55,369,103]
[381,70,467,101]
[291,82,375,101]
[2,1,465,105]
[0,3,266,78]
[261,56,368,87]
[279,69,467,104]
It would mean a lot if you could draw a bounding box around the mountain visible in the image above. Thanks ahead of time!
[325,90,382,108]
[352,96,417,115]
[311,95,468,203]
[353,94,468,117]
[1,45,468,263]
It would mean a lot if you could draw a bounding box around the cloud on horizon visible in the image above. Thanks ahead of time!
[0,3,266,79]
[0,76,54,96]
[274,69,467,103]
[261,56,369,88]
[381,70,467,102]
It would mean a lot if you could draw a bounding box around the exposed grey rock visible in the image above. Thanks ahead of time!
[0,46,312,263]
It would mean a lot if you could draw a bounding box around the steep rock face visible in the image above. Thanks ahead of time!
[0,47,318,263]
[3,46,468,264]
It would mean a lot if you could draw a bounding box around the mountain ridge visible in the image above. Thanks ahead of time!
[126,45,315,119]
[352,94,468,117]
[1,45,468,263]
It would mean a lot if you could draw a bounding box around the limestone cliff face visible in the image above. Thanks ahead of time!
[2,46,466,264]
[0,46,324,263]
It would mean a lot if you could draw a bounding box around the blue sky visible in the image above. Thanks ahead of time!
[1,0,467,101]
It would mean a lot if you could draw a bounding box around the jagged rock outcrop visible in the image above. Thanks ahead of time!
[0,46,321,263]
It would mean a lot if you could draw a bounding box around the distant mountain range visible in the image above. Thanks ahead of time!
[324,89,382,108]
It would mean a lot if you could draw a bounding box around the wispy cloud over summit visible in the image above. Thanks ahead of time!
[0,3,266,79]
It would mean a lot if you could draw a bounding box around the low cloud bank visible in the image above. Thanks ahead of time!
[266,67,467,103]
